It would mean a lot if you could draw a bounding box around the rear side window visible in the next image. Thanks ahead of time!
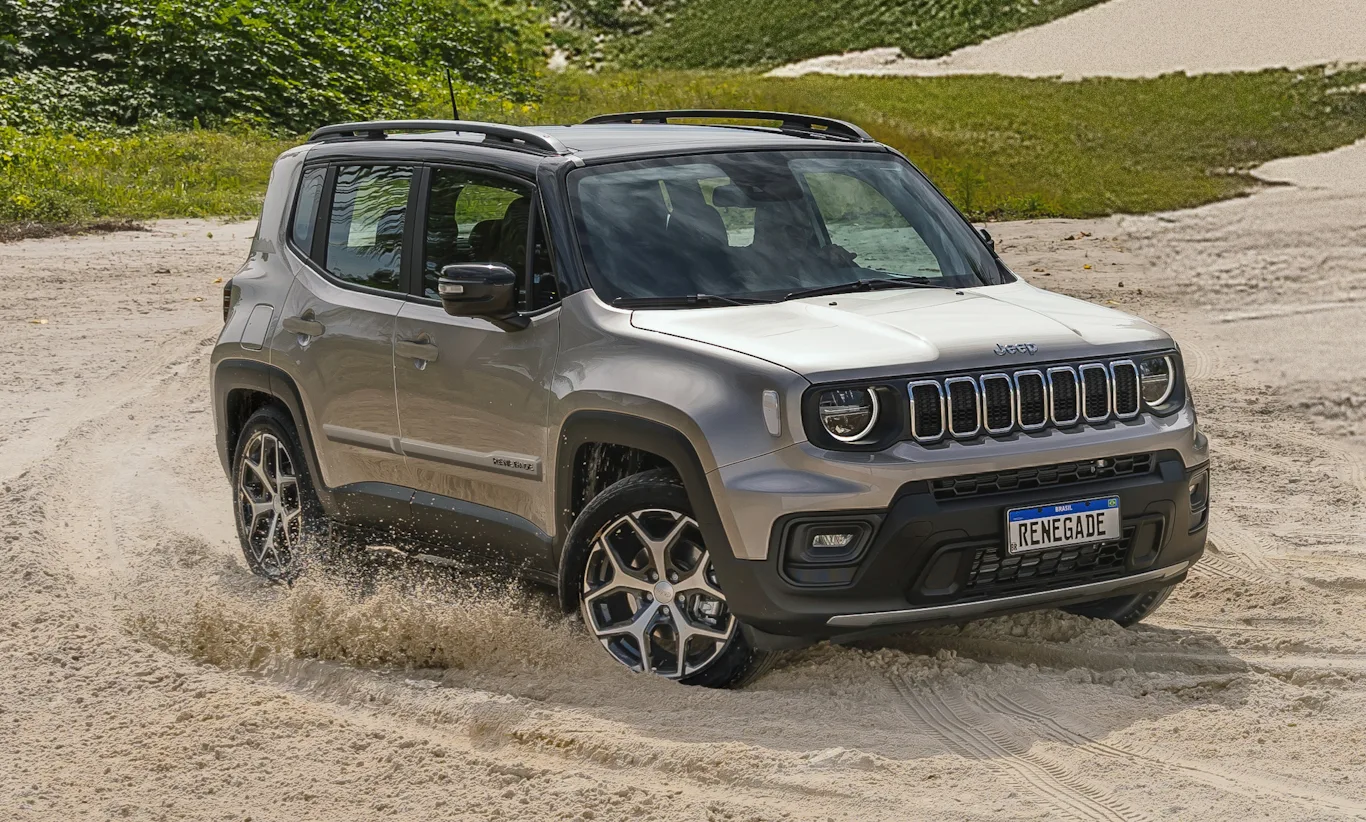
[325,165,412,292]
[290,166,326,253]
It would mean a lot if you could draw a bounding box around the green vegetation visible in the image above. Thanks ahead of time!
[499,68,1366,219]
[0,0,546,234]
[5,68,1366,228]
[551,0,1107,69]
[0,128,288,224]
[0,0,546,133]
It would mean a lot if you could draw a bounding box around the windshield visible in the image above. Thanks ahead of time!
[568,150,1004,303]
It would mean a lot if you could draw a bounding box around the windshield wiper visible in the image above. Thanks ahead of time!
[782,277,947,302]
[611,294,767,309]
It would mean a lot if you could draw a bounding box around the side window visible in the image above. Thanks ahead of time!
[422,168,534,301]
[801,171,944,279]
[291,166,326,253]
[325,165,412,292]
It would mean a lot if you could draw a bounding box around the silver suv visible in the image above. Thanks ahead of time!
[212,111,1210,687]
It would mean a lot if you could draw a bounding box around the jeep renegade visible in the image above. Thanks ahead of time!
[213,111,1210,687]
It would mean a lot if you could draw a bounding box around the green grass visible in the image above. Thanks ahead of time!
[0,128,290,225]
[496,68,1366,219]
[608,0,1108,70]
[4,67,1365,231]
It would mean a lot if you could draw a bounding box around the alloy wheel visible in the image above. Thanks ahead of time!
[581,509,736,678]
[235,430,305,579]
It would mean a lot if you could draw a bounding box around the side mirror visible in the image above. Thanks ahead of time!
[437,263,529,331]
[978,227,996,254]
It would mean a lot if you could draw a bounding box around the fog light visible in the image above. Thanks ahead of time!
[811,532,855,550]
[782,518,879,581]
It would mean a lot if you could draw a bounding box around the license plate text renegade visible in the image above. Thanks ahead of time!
[213,111,1210,687]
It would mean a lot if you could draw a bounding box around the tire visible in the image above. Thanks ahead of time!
[559,469,774,688]
[1063,582,1177,627]
[230,405,330,583]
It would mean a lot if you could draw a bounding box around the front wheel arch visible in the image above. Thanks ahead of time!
[554,411,731,608]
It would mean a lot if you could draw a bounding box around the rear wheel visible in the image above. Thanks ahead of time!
[231,406,327,583]
[562,470,773,688]
[1063,582,1176,627]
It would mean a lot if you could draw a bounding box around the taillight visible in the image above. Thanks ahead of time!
[222,278,235,322]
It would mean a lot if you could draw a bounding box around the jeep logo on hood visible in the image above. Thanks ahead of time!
[995,343,1039,356]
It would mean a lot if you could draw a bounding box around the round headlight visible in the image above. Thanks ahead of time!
[818,388,879,442]
[1139,356,1175,406]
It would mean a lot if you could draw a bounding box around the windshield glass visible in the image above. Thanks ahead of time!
[568,150,1003,303]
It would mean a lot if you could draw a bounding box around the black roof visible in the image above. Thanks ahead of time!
[303,112,889,170]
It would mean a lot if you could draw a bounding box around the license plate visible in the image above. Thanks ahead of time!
[1006,496,1121,554]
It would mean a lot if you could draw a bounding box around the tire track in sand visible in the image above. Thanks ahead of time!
[886,676,1150,822]
[971,691,1366,819]
[1280,430,1366,501]
[1196,524,1280,583]
[1179,340,1220,383]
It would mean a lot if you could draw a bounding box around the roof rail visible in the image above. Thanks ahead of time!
[307,120,570,155]
[581,109,874,143]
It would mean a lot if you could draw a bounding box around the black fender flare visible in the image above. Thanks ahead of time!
[555,411,772,625]
[212,358,336,514]
[554,411,732,565]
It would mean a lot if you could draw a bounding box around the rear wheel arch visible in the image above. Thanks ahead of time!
[213,358,335,513]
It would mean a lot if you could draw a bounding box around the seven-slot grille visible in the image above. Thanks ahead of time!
[908,359,1147,443]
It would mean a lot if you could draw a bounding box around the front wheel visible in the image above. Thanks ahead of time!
[1063,582,1177,627]
[561,470,773,688]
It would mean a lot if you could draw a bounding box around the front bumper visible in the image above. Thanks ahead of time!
[709,450,1208,645]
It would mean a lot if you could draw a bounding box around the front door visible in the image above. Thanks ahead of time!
[273,164,413,512]
[393,166,561,571]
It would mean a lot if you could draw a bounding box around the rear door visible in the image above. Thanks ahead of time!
[273,164,415,516]
[391,165,561,571]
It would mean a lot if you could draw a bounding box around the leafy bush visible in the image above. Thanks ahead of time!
[0,68,149,133]
[0,0,548,133]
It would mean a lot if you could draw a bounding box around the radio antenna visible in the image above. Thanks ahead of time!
[445,68,459,120]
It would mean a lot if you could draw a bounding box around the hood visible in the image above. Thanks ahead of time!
[629,281,1171,382]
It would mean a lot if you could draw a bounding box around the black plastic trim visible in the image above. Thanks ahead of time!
[329,481,556,578]
[582,109,874,143]
[213,359,336,513]
[309,120,570,155]
[554,412,728,569]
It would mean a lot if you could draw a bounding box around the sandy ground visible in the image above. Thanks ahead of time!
[769,0,1366,79]
[3,140,1366,820]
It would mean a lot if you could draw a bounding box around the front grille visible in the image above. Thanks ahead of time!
[1080,364,1110,421]
[965,530,1133,598]
[910,381,945,441]
[1112,361,1140,418]
[1015,371,1047,429]
[907,356,1157,443]
[1049,367,1080,426]
[981,374,1013,433]
[946,378,980,437]
[930,453,1154,500]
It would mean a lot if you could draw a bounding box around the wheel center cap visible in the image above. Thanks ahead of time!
[653,580,675,603]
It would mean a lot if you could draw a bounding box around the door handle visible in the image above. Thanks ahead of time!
[282,316,325,338]
[396,339,439,365]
